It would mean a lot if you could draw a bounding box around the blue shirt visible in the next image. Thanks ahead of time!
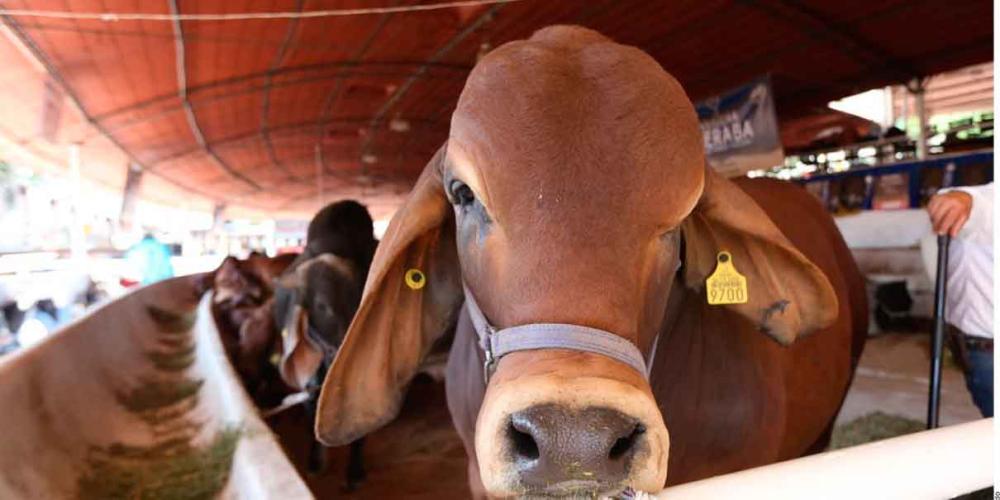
[127,237,175,285]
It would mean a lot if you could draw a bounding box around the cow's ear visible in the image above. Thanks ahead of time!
[680,167,837,344]
[315,144,462,446]
[212,257,243,303]
[274,266,302,290]
[278,305,324,391]
[274,254,335,292]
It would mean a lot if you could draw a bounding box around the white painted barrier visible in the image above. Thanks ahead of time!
[659,418,994,500]
[0,277,312,499]
[835,209,932,249]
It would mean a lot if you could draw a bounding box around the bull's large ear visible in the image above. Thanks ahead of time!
[278,305,324,391]
[680,167,838,344]
[315,145,462,446]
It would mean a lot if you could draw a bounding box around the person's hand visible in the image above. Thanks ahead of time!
[927,190,973,237]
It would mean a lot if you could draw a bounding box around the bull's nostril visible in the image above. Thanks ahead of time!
[608,423,645,461]
[508,405,646,488]
[508,421,540,460]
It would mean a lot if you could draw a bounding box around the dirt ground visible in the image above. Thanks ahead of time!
[265,375,470,499]
[264,331,985,498]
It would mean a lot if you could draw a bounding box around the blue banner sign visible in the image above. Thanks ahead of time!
[696,75,784,177]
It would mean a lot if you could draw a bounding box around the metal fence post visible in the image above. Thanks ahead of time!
[927,234,951,429]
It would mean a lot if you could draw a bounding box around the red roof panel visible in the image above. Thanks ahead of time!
[0,0,991,218]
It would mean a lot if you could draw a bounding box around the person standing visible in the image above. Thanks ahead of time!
[926,183,993,417]
[126,232,175,286]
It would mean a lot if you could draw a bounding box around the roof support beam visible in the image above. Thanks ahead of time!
[908,77,930,160]
[236,146,441,177]
[775,35,992,119]
[313,3,398,193]
[270,181,406,211]
[119,162,143,230]
[359,3,504,162]
[738,0,918,82]
[684,0,938,100]
[572,0,621,25]
[0,12,221,201]
[90,63,466,142]
[168,0,260,190]
[92,60,471,124]
[386,78,461,176]
[642,1,730,56]
[150,117,447,168]
[260,0,304,184]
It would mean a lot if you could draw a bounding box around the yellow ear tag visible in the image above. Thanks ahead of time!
[404,268,426,290]
[706,251,748,305]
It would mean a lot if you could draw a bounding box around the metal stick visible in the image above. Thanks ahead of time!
[927,234,950,429]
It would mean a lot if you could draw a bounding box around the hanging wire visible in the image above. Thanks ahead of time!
[0,0,526,22]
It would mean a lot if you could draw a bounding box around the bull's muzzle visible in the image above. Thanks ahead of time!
[475,351,669,498]
[508,404,646,489]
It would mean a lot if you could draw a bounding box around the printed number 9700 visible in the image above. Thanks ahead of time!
[710,287,744,303]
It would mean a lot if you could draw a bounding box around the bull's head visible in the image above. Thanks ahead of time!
[315,26,836,497]
[275,254,364,392]
[274,200,377,392]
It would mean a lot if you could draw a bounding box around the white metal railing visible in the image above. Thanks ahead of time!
[657,418,993,500]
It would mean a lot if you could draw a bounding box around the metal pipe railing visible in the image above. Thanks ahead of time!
[657,418,993,500]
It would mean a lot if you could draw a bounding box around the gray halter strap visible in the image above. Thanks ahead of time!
[463,285,656,384]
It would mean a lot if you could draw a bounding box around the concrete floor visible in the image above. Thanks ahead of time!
[836,331,983,426]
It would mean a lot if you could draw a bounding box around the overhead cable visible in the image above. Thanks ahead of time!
[0,0,525,22]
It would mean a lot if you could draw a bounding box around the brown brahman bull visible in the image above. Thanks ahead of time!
[314,26,866,498]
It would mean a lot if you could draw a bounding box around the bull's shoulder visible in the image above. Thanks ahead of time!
[730,177,831,233]
[731,177,818,209]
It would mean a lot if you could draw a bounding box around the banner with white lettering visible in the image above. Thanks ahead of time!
[695,75,784,177]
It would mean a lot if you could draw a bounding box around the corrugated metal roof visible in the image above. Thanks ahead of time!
[892,62,994,118]
[0,0,992,218]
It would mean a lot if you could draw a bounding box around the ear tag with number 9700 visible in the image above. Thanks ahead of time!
[706,251,748,305]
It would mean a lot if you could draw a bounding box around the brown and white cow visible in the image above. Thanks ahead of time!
[201,252,297,407]
[313,26,866,498]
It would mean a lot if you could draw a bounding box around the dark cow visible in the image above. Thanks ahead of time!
[272,200,377,487]
[273,200,378,389]
[313,26,866,498]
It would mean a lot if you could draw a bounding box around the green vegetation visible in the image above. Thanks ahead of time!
[146,306,197,334]
[77,427,240,500]
[76,305,241,499]
[114,378,204,414]
[829,412,925,450]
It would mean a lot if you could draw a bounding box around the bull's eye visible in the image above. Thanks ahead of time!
[448,179,476,207]
[317,302,333,316]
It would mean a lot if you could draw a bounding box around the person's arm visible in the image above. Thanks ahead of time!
[927,183,993,245]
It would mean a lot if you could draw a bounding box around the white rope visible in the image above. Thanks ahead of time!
[260,391,311,418]
[0,0,526,22]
